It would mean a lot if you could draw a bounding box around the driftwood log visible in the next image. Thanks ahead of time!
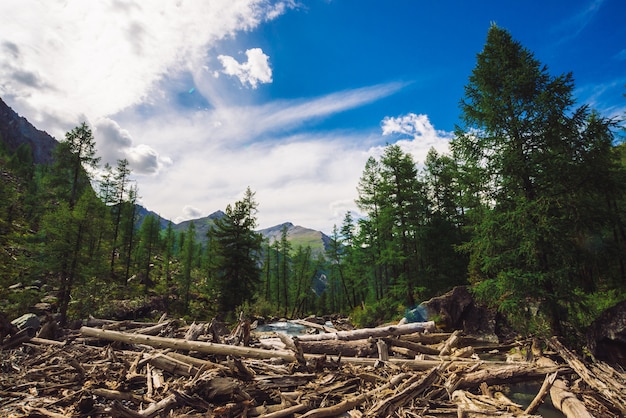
[296,321,435,341]
[80,326,299,361]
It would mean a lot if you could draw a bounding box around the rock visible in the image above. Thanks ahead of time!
[11,313,40,331]
[0,312,18,342]
[32,302,53,314]
[422,286,499,343]
[586,300,626,368]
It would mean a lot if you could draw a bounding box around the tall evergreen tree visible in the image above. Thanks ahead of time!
[452,24,622,335]
[136,214,161,293]
[179,221,196,314]
[212,187,263,313]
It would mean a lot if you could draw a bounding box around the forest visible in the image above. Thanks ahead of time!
[1,25,625,347]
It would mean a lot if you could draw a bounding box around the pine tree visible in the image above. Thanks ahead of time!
[452,24,623,336]
[212,187,263,313]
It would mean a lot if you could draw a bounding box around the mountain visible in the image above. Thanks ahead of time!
[0,97,58,164]
[135,205,173,230]
[258,222,331,256]
[136,207,330,255]
[173,210,226,241]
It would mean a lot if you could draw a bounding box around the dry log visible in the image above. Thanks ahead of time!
[80,326,298,361]
[131,320,174,336]
[164,350,234,374]
[439,329,461,356]
[550,380,593,418]
[276,331,297,352]
[399,331,452,345]
[183,321,206,340]
[366,366,440,417]
[86,316,157,329]
[28,336,66,346]
[296,321,435,342]
[524,371,557,414]
[376,339,388,361]
[298,339,376,357]
[145,352,198,377]
[457,363,565,388]
[258,403,309,418]
[290,319,336,333]
[384,336,440,355]
[547,336,626,414]
[1,326,35,350]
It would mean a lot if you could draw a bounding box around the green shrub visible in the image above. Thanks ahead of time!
[350,298,403,328]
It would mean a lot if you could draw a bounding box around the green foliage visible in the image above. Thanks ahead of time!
[452,24,626,337]
[350,298,403,328]
[210,187,263,313]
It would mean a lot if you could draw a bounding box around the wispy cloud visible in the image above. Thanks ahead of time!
[552,0,605,42]
[0,0,296,136]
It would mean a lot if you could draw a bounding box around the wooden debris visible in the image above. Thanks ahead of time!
[550,379,594,418]
[296,321,436,341]
[0,317,623,417]
[547,336,626,415]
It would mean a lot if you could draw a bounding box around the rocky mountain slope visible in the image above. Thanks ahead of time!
[0,97,57,164]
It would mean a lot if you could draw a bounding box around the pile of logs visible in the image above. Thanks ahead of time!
[1,315,625,417]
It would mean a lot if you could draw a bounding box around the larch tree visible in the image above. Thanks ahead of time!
[212,187,263,313]
[452,24,622,336]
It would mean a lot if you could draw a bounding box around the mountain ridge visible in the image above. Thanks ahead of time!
[0,97,58,165]
[136,205,330,255]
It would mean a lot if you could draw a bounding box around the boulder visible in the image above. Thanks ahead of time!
[422,286,499,343]
[11,313,40,331]
[586,300,626,368]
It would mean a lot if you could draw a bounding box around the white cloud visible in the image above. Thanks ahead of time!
[218,48,273,88]
[0,0,294,137]
[126,107,451,233]
[94,118,133,164]
[94,117,170,175]
[181,205,204,221]
[380,113,452,163]
[127,144,171,175]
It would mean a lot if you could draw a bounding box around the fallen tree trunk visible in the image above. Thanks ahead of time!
[298,339,376,357]
[296,321,435,342]
[457,363,566,388]
[80,326,298,361]
[547,337,626,415]
[550,379,593,418]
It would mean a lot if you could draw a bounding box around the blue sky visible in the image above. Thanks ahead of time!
[1,0,624,233]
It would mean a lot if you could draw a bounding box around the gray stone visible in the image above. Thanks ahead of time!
[11,313,40,331]
[586,300,626,368]
[422,286,499,343]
